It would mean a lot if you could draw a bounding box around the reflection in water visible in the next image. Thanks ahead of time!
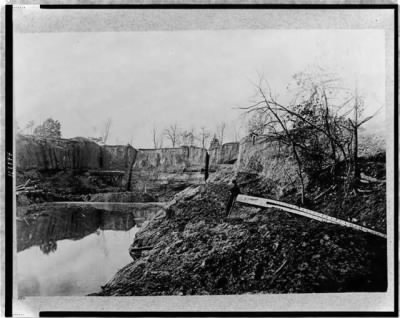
[17,205,157,296]
[17,206,154,253]
[39,240,57,255]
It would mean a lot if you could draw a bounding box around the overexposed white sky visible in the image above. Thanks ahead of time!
[15,29,385,147]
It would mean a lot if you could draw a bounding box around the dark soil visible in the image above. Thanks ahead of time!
[236,153,387,233]
[94,180,387,296]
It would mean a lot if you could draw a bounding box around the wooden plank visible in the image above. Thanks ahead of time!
[236,194,386,239]
[129,246,154,252]
[237,195,270,207]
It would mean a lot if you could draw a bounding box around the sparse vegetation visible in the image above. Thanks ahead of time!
[33,118,62,139]
[243,70,382,203]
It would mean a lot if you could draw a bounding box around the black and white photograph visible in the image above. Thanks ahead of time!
[6,3,397,316]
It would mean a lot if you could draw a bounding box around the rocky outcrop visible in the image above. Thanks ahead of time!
[132,146,206,172]
[127,146,207,199]
[235,131,385,194]
[16,136,211,197]
[209,142,239,165]
[235,135,301,194]
[16,134,300,199]
[102,145,137,171]
[16,135,139,193]
[16,134,301,199]
[16,135,103,171]
[125,143,242,198]
[16,135,137,172]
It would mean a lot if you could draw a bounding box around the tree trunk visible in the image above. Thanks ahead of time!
[291,140,305,205]
[353,125,360,184]
[352,87,360,188]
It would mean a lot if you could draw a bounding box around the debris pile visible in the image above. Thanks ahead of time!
[94,182,387,296]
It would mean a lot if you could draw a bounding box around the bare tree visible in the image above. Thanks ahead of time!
[101,118,112,145]
[347,85,380,189]
[209,134,220,149]
[152,126,164,149]
[241,71,362,203]
[199,126,211,148]
[128,135,134,146]
[189,127,196,146]
[180,127,197,146]
[25,120,35,135]
[164,124,179,147]
[243,88,307,204]
[231,123,242,142]
[247,110,272,136]
[291,71,380,191]
[16,121,22,135]
[152,127,158,148]
[216,122,226,145]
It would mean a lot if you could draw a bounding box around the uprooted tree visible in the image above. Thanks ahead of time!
[243,69,378,203]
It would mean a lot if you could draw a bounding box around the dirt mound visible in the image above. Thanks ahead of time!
[94,183,386,296]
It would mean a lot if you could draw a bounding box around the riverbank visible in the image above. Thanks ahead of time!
[94,173,387,296]
[15,134,387,296]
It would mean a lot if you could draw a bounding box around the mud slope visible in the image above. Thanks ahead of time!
[94,183,386,296]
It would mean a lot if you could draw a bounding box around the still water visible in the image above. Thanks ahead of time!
[17,205,156,297]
